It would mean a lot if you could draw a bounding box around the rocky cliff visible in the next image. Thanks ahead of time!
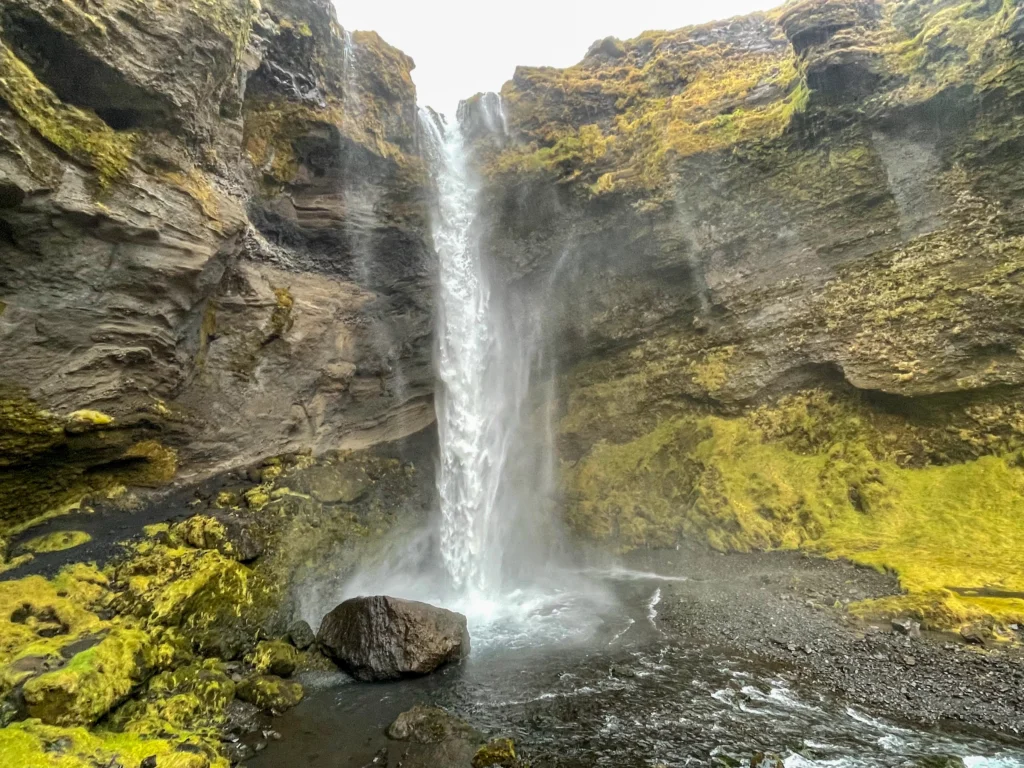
[0,0,435,530]
[471,0,1024,627]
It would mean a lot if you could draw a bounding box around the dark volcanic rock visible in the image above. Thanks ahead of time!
[387,705,483,744]
[317,596,470,681]
[287,619,316,650]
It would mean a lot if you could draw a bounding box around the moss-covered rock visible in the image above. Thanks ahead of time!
[235,674,303,712]
[113,545,262,660]
[108,659,236,741]
[247,640,298,677]
[473,737,521,768]
[21,627,155,726]
[0,719,227,767]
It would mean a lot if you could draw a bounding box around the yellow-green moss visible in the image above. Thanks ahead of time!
[109,659,235,743]
[66,410,114,428]
[21,531,92,554]
[473,738,519,768]
[493,20,806,196]
[0,44,136,187]
[0,564,109,670]
[0,719,226,768]
[564,389,1024,627]
[22,628,155,726]
[247,640,297,677]
[235,674,303,711]
[687,346,736,394]
[0,389,64,465]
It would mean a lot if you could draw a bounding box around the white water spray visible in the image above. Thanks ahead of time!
[419,98,564,598]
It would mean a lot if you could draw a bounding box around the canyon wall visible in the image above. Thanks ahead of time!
[470,0,1024,625]
[0,0,435,528]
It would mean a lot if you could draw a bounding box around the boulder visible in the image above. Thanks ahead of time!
[316,596,470,681]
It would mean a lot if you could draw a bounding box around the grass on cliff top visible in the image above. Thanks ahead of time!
[564,390,1024,628]
[496,39,808,197]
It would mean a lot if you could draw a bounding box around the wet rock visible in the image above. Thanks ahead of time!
[21,628,154,726]
[287,619,316,650]
[891,618,921,639]
[959,624,990,646]
[248,640,298,677]
[173,514,263,563]
[387,705,483,743]
[236,675,304,713]
[290,463,371,504]
[472,737,521,767]
[317,596,470,681]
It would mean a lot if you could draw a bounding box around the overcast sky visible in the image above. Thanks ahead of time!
[334,0,780,117]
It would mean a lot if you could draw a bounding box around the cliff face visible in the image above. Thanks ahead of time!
[472,0,1024,626]
[0,0,435,529]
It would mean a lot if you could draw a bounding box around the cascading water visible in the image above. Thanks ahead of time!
[316,98,608,649]
[420,102,546,595]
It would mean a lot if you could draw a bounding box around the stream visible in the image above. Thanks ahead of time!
[250,564,1024,768]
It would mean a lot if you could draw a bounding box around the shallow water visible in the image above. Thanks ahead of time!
[250,567,1024,768]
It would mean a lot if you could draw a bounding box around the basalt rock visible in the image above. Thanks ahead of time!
[316,596,470,681]
[469,0,1024,626]
[0,0,435,531]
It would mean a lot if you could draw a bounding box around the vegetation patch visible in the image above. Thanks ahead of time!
[20,531,92,554]
[0,43,136,186]
[563,389,1024,628]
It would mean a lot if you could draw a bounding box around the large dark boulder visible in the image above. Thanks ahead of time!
[316,596,470,681]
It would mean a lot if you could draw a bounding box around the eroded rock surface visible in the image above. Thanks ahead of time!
[317,596,470,681]
[0,0,435,529]
[469,0,1024,627]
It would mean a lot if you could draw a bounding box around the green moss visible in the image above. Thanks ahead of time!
[108,659,235,743]
[687,346,736,394]
[0,389,64,466]
[473,738,520,768]
[247,640,297,677]
[563,389,1024,627]
[21,531,92,554]
[0,44,136,187]
[22,627,155,726]
[112,543,260,658]
[492,19,806,197]
[235,674,303,711]
[0,719,226,768]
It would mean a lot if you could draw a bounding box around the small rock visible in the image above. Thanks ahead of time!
[287,619,316,650]
[387,705,482,744]
[891,617,921,638]
[903,655,917,667]
[236,675,304,713]
[140,758,157,768]
[960,625,988,646]
[248,640,298,677]
[473,737,520,768]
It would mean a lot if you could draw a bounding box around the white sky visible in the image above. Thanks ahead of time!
[334,0,780,117]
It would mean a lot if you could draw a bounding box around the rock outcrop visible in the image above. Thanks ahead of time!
[469,0,1024,627]
[317,595,470,681]
[0,0,436,529]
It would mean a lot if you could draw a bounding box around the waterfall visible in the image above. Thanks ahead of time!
[419,99,559,597]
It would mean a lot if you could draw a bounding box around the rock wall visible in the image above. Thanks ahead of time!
[0,0,436,528]
[470,0,1024,625]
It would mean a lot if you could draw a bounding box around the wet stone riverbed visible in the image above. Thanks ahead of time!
[249,551,1024,768]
